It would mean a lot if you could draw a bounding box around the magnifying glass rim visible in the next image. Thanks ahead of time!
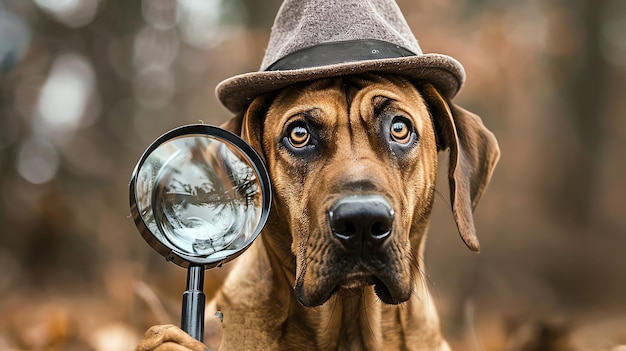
[129,124,271,269]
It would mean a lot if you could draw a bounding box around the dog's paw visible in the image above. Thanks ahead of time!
[135,320,222,351]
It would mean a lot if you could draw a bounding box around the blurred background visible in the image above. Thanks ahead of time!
[1,0,625,350]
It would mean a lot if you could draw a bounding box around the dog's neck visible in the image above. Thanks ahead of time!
[211,225,449,350]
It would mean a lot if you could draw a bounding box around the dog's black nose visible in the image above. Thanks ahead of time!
[328,195,394,250]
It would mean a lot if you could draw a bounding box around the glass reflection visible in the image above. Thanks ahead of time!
[135,134,262,260]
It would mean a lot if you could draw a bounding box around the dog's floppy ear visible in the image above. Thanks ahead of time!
[220,113,243,136]
[421,83,500,252]
[219,96,270,160]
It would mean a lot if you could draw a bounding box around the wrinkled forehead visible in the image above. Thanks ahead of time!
[266,73,427,120]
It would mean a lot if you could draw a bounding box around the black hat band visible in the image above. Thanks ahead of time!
[266,39,416,72]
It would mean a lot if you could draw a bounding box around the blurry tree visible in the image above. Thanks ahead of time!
[0,0,143,291]
[240,0,282,28]
[546,0,611,226]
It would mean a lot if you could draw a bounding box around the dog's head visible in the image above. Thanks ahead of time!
[222,73,499,307]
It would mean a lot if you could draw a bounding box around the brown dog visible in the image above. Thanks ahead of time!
[136,73,499,350]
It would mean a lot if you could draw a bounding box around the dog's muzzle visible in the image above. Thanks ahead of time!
[328,194,394,251]
[295,194,411,307]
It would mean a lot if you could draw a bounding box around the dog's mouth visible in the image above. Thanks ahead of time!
[334,272,401,305]
[295,259,412,307]
[344,268,410,304]
[339,272,376,289]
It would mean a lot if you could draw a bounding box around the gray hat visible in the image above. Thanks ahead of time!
[216,0,466,114]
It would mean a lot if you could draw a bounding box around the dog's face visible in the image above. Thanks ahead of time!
[263,74,436,306]
[227,73,499,308]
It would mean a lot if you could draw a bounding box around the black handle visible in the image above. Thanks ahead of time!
[181,265,205,341]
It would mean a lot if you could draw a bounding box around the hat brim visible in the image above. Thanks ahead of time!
[216,53,465,114]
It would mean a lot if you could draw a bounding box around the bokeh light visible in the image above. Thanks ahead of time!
[33,0,99,28]
[34,53,97,138]
[0,8,31,70]
[176,0,246,48]
[17,137,59,184]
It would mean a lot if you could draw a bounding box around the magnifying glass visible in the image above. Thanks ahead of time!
[129,124,271,341]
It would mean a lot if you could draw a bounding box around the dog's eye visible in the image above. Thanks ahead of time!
[288,123,311,148]
[390,117,412,144]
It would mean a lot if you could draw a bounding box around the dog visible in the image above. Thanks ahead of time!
[135,73,499,350]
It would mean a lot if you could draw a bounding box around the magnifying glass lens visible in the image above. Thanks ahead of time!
[135,134,263,260]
